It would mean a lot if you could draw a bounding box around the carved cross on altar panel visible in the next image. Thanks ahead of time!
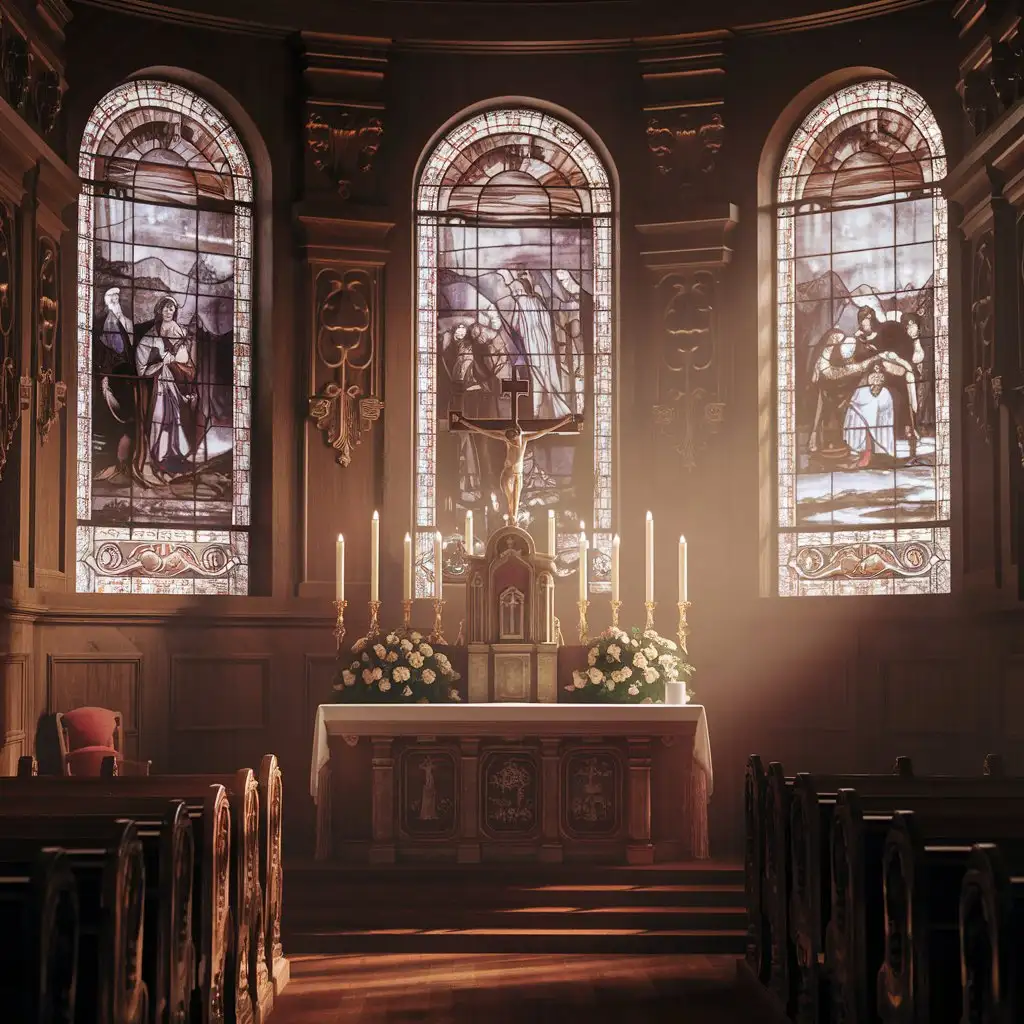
[448,364,584,436]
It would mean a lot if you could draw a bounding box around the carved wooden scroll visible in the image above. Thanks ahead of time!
[305,108,383,201]
[35,235,64,444]
[0,199,18,478]
[646,110,725,188]
[307,266,383,467]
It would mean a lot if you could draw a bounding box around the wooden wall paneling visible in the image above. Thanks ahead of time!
[46,652,142,759]
[169,653,271,772]
[0,652,30,774]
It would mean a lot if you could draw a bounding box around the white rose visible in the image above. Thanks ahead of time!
[361,668,373,684]
[408,652,424,669]
[394,666,410,682]
[621,666,632,678]
[419,643,434,658]
[627,684,640,696]
[605,680,616,690]
[410,631,423,643]
[663,639,678,651]
[386,651,399,663]
[588,667,603,684]
[436,653,451,670]
[373,643,386,658]
[608,644,621,662]
[587,649,598,666]
[659,654,675,668]
[400,639,413,652]
[342,670,355,686]
[372,667,383,681]
[402,685,413,697]
[633,653,648,670]
[572,670,586,688]
[379,679,392,692]
[449,688,461,701]
[386,632,398,644]
[644,645,658,660]
[644,667,659,684]
[422,669,436,684]
[643,629,656,639]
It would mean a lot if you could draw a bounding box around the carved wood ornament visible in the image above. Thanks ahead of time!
[305,108,383,200]
[650,270,725,470]
[0,15,63,138]
[35,235,63,444]
[307,267,383,467]
[646,111,725,187]
[0,199,17,479]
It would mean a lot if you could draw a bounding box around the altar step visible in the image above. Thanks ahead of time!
[283,861,747,955]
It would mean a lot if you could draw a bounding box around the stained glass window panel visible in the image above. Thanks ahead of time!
[775,80,949,595]
[76,80,253,595]
[415,108,614,596]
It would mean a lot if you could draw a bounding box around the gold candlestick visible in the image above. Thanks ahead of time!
[610,599,622,629]
[430,599,447,645]
[332,599,348,651]
[401,599,413,635]
[644,600,657,633]
[677,601,691,656]
[367,599,382,640]
[577,599,590,645]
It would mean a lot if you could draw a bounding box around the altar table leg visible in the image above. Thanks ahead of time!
[370,736,396,864]
[626,737,654,865]
[314,762,332,861]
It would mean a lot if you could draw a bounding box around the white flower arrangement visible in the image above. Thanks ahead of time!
[565,626,694,704]
[334,630,462,703]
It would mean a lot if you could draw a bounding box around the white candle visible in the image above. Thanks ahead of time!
[578,521,588,603]
[678,534,688,603]
[434,531,443,599]
[370,510,380,602]
[611,534,620,602]
[335,534,345,601]
[464,510,473,556]
[645,511,654,603]
[547,509,556,556]
[403,533,412,602]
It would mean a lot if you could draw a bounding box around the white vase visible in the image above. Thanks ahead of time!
[665,681,689,706]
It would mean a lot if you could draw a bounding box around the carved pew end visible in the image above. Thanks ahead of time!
[744,754,770,984]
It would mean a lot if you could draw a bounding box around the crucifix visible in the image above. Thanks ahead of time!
[449,364,583,525]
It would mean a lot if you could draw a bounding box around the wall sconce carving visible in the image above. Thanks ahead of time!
[0,200,17,479]
[652,270,725,470]
[35,235,64,444]
[305,108,383,200]
[307,266,383,467]
[645,111,725,187]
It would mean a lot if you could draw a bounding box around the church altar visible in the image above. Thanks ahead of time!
[310,703,712,864]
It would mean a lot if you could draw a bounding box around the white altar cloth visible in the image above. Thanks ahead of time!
[310,702,712,804]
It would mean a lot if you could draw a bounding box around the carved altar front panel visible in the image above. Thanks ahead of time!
[398,745,458,841]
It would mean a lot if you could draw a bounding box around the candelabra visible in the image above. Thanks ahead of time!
[677,601,691,656]
[430,599,447,645]
[367,599,382,640]
[332,599,348,651]
[401,599,413,635]
[610,599,622,629]
[577,599,590,645]
[644,600,656,633]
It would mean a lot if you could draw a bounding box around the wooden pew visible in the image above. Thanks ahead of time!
[0,818,147,1024]
[744,755,769,984]
[0,847,79,1023]
[0,799,194,1024]
[0,777,230,1024]
[959,843,1024,1024]
[878,810,1024,1024]
[758,758,914,1018]
[257,754,287,995]
[827,784,1024,1024]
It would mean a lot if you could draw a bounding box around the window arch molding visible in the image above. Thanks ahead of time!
[759,74,950,597]
[411,100,618,596]
[75,75,269,595]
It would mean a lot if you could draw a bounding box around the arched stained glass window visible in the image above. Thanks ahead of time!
[76,80,253,595]
[775,80,949,596]
[415,107,613,595]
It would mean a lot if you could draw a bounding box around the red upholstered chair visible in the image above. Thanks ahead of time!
[55,707,123,777]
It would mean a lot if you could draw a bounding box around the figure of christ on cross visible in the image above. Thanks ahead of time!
[449,365,582,526]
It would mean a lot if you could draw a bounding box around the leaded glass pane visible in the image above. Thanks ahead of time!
[76,80,253,595]
[775,79,949,596]
[415,108,614,596]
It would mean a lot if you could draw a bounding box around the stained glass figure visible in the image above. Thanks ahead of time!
[75,80,253,595]
[415,108,614,596]
[775,80,950,596]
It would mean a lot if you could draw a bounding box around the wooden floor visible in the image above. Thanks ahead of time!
[270,954,784,1023]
